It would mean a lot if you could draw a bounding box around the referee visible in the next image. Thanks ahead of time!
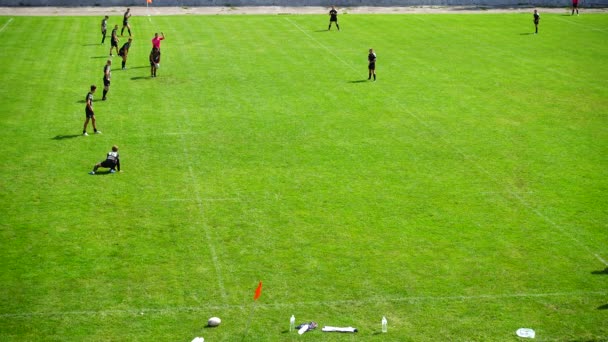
[328,6,340,31]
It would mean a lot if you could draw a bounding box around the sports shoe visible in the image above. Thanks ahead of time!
[83,132,88,136]
[110,169,116,173]
[95,131,102,134]
[89,171,95,175]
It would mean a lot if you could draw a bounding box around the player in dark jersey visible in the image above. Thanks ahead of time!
[533,9,540,34]
[102,60,111,100]
[121,8,132,36]
[368,48,376,81]
[83,85,101,136]
[101,16,109,44]
[328,6,340,31]
[149,47,160,77]
[109,25,119,57]
[118,37,132,70]
[89,145,121,175]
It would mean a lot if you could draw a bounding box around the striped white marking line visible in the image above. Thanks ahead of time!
[289,13,606,266]
[553,16,608,32]
[161,198,239,202]
[284,17,358,73]
[174,112,227,301]
[0,18,13,33]
[381,16,607,267]
[1,290,605,318]
[185,164,227,301]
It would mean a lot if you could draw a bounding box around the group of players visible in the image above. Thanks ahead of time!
[85,8,166,174]
[84,2,585,173]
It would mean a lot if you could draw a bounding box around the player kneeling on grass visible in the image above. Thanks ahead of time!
[89,145,121,175]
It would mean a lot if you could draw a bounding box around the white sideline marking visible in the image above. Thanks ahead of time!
[553,16,608,32]
[174,115,227,301]
[1,290,605,318]
[162,198,239,201]
[284,17,358,73]
[186,166,227,301]
[394,16,607,267]
[0,18,13,33]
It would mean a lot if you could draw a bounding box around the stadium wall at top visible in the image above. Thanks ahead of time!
[3,0,608,7]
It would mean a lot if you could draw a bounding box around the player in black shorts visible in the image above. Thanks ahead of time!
[101,16,109,44]
[102,60,111,100]
[533,9,540,34]
[89,145,121,175]
[109,25,119,57]
[368,48,376,81]
[149,47,160,77]
[118,37,132,70]
[121,8,132,36]
[328,6,340,31]
[83,85,101,136]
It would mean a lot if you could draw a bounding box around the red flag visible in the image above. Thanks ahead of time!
[253,281,262,300]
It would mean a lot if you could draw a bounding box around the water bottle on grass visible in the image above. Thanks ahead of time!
[381,316,387,333]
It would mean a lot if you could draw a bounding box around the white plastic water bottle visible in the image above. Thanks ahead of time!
[289,315,295,332]
[381,316,387,333]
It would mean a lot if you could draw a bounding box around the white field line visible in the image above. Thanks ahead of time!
[161,198,240,202]
[553,16,608,32]
[174,110,227,301]
[1,290,605,318]
[286,14,607,266]
[395,101,608,266]
[0,18,13,33]
[149,19,228,297]
[284,17,358,73]
[185,165,227,301]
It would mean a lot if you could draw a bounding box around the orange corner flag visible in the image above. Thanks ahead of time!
[147,0,152,3]
[253,281,263,300]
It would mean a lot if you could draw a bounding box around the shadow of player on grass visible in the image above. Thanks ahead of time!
[591,267,608,275]
[52,134,81,140]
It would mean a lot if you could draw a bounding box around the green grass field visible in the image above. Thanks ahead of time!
[1,10,607,341]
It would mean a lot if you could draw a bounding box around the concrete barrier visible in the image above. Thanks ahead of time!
[1,0,607,8]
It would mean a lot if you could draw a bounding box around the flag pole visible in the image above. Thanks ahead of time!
[242,281,262,341]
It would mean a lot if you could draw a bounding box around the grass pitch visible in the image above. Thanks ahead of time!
[0,10,607,341]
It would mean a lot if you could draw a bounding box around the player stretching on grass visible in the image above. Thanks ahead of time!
[118,37,132,70]
[89,145,121,175]
[533,9,540,34]
[101,16,109,44]
[83,85,101,136]
[368,48,376,81]
[328,6,340,31]
[121,8,132,36]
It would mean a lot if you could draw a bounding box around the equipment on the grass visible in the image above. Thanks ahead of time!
[207,317,221,327]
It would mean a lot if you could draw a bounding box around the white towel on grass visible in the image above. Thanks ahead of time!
[322,326,358,333]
